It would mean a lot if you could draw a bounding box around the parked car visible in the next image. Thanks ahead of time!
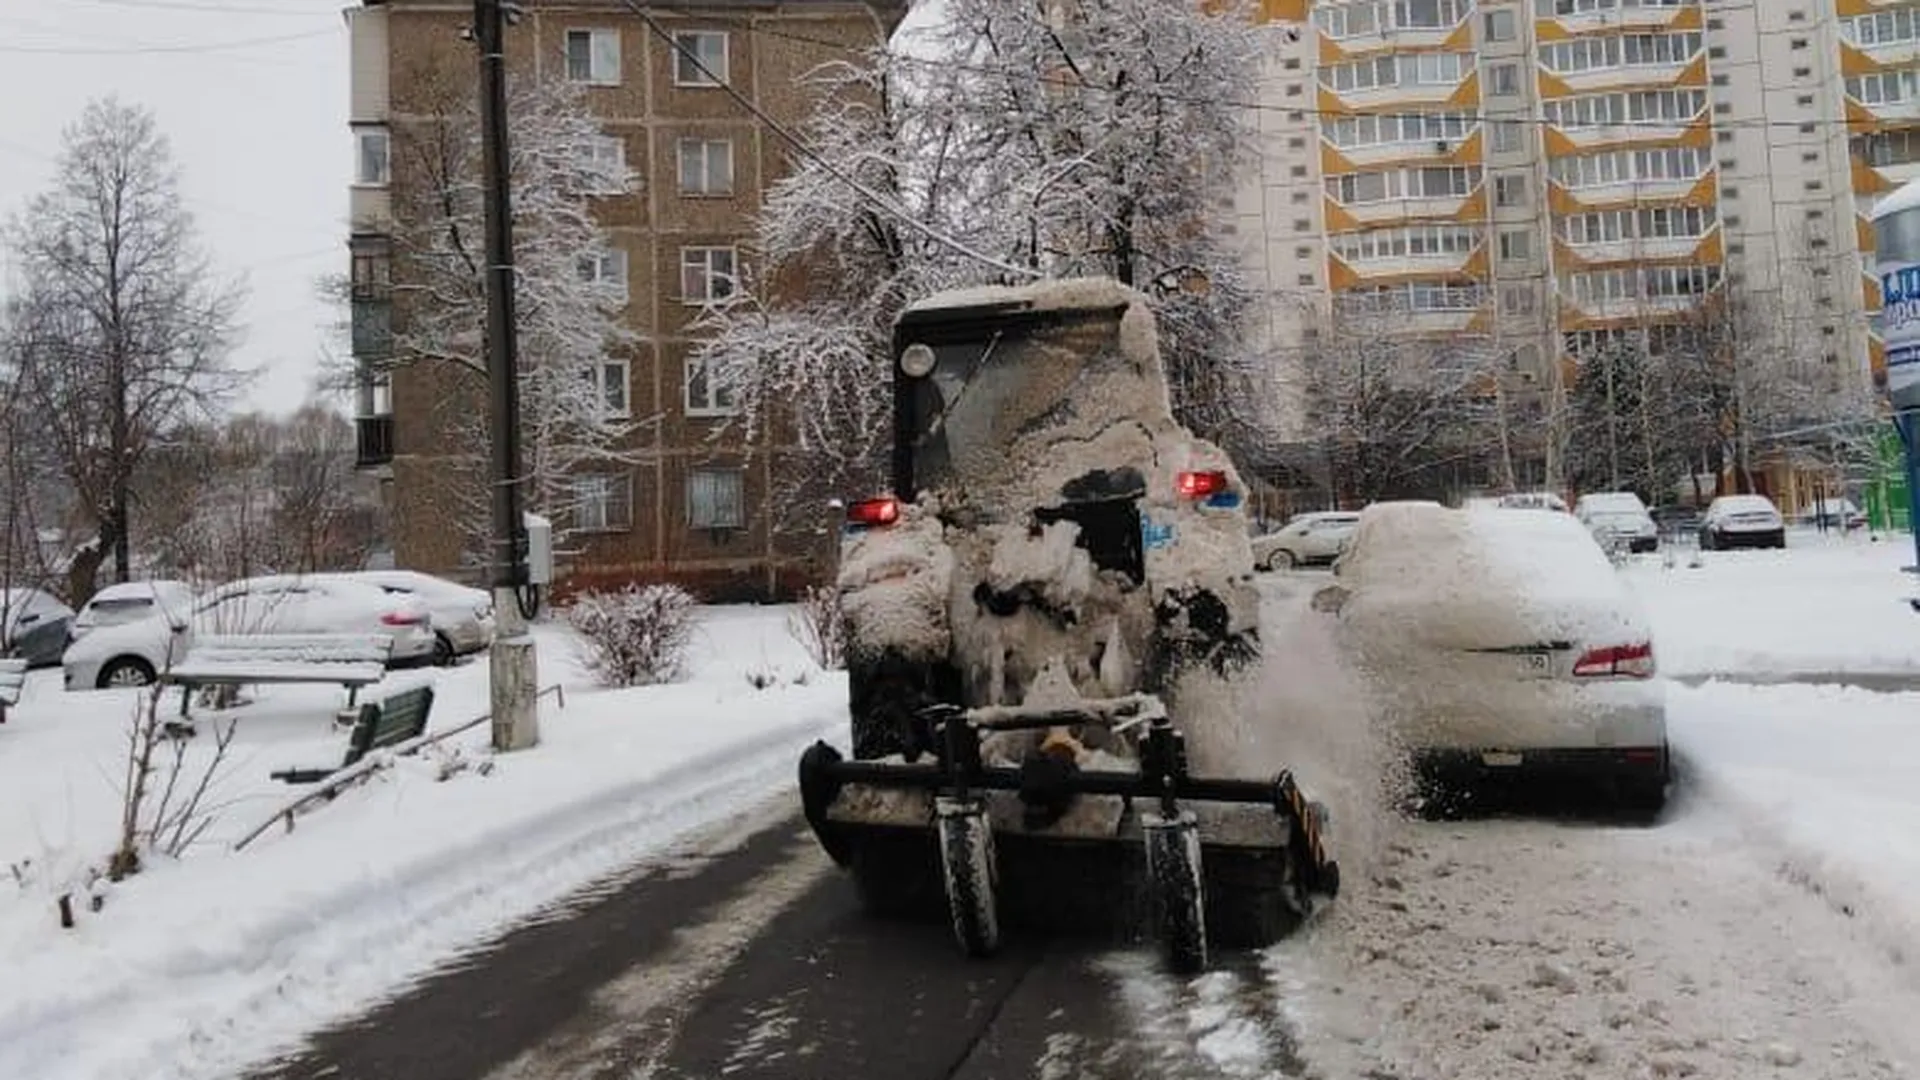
[1313,501,1667,814]
[1699,494,1786,550]
[68,580,195,644]
[1574,491,1658,553]
[324,570,495,665]
[1251,511,1361,570]
[2,588,75,669]
[62,574,435,691]
[1798,497,1867,532]
[1495,491,1570,512]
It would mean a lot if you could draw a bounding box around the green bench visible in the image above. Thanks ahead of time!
[269,685,436,784]
[0,658,26,723]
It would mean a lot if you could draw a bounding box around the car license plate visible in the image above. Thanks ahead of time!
[1482,751,1523,767]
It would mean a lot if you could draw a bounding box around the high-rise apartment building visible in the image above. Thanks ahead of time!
[344,0,904,601]
[1239,0,1901,490]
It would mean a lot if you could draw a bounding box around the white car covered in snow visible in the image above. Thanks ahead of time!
[62,574,435,690]
[1574,491,1658,554]
[1251,511,1360,570]
[322,570,495,665]
[67,579,196,644]
[1315,501,1668,814]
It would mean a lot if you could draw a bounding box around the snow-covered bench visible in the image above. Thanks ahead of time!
[0,657,26,723]
[161,633,395,721]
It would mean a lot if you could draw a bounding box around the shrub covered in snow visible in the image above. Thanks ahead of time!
[564,584,699,687]
[786,584,846,671]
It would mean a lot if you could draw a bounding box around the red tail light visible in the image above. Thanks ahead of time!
[1572,642,1655,678]
[846,496,901,528]
[381,610,424,626]
[1176,471,1228,499]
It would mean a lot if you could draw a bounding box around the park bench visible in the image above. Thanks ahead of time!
[0,658,27,723]
[269,685,436,784]
[161,633,395,720]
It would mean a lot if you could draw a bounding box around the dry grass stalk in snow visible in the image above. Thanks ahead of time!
[564,584,699,687]
[108,684,241,886]
[786,584,846,671]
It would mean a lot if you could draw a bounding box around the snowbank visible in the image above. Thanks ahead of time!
[1622,533,1920,676]
[0,605,843,1080]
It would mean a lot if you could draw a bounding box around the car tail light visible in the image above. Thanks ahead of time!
[1572,642,1655,678]
[846,497,901,528]
[381,610,425,627]
[1176,471,1228,499]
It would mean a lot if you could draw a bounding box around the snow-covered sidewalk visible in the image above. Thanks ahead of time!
[0,605,842,1080]
[1621,531,1920,677]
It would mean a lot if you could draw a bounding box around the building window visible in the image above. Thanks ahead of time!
[1288,136,1306,149]
[1489,63,1520,96]
[1294,218,1312,231]
[672,30,728,86]
[677,137,734,196]
[1805,179,1824,191]
[1286,83,1303,97]
[1716,130,1733,143]
[1285,57,1302,70]
[1501,284,1534,314]
[1484,9,1515,41]
[565,28,621,85]
[1796,94,1815,107]
[353,125,389,186]
[687,468,745,530]
[685,356,737,416]
[1292,191,1309,203]
[587,359,631,419]
[580,134,627,194]
[1495,173,1527,207]
[571,473,632,533]
[1297,273,1316,286]
[1499,229,1531,260]
[1708,45,1725,59]
[1493,120,1523,153]
[577,248,629,303]
[1791,38,1808,50]
[1793,66,1812,78]
[1801,151,1819,163]
[680,246,737,304]
[350,248,390,301]
[1290,164,1308,178]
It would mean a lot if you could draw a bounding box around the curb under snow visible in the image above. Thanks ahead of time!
[0,705,845,1080]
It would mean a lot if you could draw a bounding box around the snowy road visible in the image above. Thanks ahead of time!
[246,767,1920,1080]
[242,546,1920,1079]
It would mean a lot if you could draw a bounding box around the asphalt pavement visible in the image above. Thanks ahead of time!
[243,800,1224,1080]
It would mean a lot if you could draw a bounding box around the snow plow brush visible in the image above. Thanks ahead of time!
[797,695,1340,974]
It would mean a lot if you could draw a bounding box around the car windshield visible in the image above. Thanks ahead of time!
[901,305,1143,509]
[81,598,157,625]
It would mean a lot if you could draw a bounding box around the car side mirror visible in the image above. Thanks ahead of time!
[1311,584,1350,614]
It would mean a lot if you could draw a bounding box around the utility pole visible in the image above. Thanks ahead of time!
[475,0,539,750]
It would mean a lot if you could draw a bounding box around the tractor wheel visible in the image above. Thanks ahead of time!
[936,796,1001,957]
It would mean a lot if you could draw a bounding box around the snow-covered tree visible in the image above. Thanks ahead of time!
[382,66,639,561]
[691,0,1272,532]
[1295,303,1500,505]
[2,97,244,602]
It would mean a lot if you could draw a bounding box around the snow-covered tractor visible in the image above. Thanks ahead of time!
[796,277,1340,973]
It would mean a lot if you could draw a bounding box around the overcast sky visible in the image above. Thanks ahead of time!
[0,0,349,418]
[0,0,946,421]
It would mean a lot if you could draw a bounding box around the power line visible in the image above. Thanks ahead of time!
[67,0,336,14]
[613,0,1039,279]
[0,28,334,55]
[655,9,1912,139]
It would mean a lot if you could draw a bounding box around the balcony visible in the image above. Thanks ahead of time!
[355,414,395,470]
[1536,0,1698,33]
[351,297,393,360]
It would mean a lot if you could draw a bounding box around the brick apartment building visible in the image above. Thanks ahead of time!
[343,0,905,601]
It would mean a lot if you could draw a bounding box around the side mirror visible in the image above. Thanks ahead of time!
[1311,584,1350,614]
